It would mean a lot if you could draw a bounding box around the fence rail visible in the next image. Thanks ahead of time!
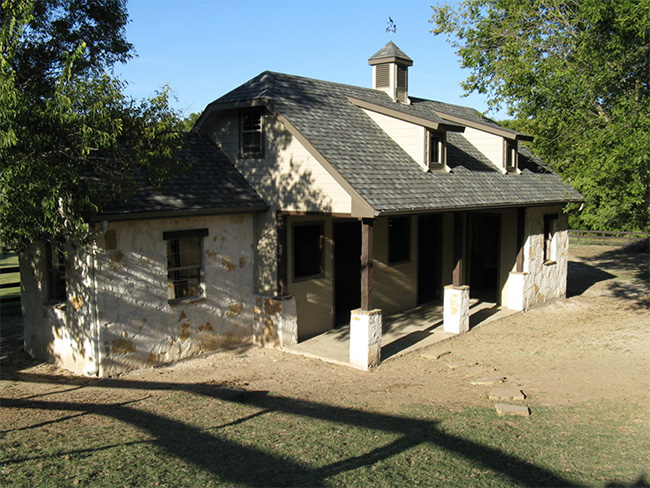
[569,229,649,246]
[0,265,20,306]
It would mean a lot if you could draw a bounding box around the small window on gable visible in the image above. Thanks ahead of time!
[293,222,324,280]
[164,228,208,302]
[47,241,66,303]
[505,139,518,173]
[543,214,558,263]
[388,217,411,264]
[240,109,263,158]
[427,131,446,170]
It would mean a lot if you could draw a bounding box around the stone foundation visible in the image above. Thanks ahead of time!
[443,285,470,334]
[349,308,382,370]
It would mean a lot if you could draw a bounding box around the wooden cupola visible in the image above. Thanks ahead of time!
[368,41,413,104]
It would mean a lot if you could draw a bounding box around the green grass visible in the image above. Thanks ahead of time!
[1,384,648,487]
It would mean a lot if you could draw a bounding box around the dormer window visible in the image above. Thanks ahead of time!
[427,131,446,171]
[240,109,264,158]
[504,139,518,173]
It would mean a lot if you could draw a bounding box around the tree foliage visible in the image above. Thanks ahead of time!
[0,0,184,252]
[431,0,650,231]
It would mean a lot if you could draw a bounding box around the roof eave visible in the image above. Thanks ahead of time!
[347,96,465,132]
[95,204,270,223]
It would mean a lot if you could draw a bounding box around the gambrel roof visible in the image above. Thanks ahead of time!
[202,71,583,217]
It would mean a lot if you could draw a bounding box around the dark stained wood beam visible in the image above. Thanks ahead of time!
[276,211,288,296]
[360,218,374,310]
[452,212,466,287]
[516,207,526,273]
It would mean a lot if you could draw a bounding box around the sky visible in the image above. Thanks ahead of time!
[117,0,502,119]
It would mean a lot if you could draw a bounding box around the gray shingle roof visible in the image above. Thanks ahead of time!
[211,71,583,214]
[368,41,413,64]
[100,132,267,219]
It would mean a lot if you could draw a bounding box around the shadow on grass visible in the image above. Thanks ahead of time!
[3,376,591,487]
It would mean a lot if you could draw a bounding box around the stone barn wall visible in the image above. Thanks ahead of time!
[22,213,298,377]
[521,206,570,309]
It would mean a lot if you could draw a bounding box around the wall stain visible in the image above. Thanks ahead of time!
[226,303,243,317]
[146,352,160,367]
[70,295,84,311]
[179,322,192,341]
[221,258,236,272]
[110,251,124,271]
[199,322,213,332]
[264,299,283,316]
[104,230,117,250]
[112,338,135,355]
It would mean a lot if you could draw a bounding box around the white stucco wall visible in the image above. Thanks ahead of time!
[21,242,100,376]
[21,213,298,377]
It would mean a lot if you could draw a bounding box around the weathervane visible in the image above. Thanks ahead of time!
[386,17,396,39]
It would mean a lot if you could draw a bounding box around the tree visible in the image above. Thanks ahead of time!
[0,0,184,252]
[430,0,650,231]
[182,112,201,132]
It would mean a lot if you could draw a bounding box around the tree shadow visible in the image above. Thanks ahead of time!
[2,374,602,487]
[567,261,616,297]
[567,244,649,308]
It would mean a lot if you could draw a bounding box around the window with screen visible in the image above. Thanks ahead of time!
[164,229,208,302]
[240,109,264,157]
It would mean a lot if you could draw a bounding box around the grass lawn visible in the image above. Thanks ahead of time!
[1,384,647,487]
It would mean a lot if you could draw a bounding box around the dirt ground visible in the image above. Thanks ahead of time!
[1,244,649,413]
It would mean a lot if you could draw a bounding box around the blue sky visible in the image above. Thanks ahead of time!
[117,0,502,119]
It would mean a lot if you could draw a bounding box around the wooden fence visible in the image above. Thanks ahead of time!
[568,229,649,246]
[0,265,20,308]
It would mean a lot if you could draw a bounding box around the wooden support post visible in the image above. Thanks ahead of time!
[452,213,465,287]
[276,212,288,296]
[516,207,525,273]
[360,218,374,311]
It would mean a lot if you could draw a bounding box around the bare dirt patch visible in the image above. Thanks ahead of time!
[2,244,648,417]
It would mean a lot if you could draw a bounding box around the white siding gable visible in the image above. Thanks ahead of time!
[462,126,507,173]
[362,108,428,171]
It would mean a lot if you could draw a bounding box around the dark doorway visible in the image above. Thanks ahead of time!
[417,214,443,304]
[334,221,361,326]
[469,213,501,303]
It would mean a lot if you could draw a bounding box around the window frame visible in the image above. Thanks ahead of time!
[388,216,411,265]
[427,130,446,171]
[543,214,558,264]
[46,241,67,304]
[292,221,325,282]
[163,228,208,303]
[504,139,518,173]
[239,109,264,158]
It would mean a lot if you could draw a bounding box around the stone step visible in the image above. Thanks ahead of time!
[421,351,450,360]
[489,388,526,401]
[495,403,530,417]
[470,376,505,386]
[447,360,477,369]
